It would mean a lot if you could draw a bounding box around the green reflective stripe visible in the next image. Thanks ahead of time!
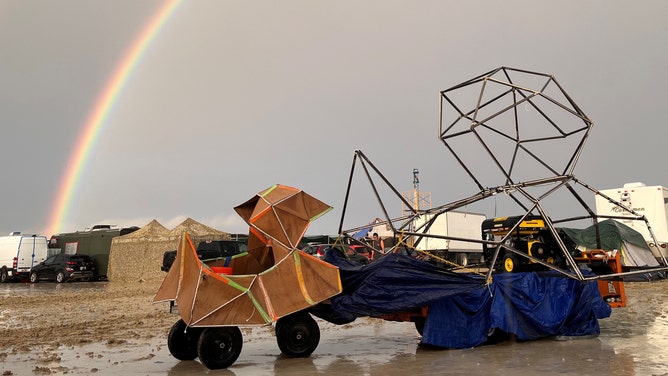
[222,276,271,324]
[293,252,315,305]
[260,184,279,197]
[310,206,333,222]
[246,290,271,323]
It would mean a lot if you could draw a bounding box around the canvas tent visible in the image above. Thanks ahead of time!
[559,219,661,277]
[108,218,230,282]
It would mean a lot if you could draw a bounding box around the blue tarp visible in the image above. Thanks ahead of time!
[323,252,611,348]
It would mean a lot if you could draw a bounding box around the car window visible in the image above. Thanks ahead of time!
[44,255,57,265]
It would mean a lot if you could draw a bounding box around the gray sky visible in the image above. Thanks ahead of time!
[1,1,666,237]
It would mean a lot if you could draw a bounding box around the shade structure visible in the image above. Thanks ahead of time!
[154,185,341,326]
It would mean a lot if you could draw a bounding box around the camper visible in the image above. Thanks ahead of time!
[49,225,139,280]
[0,232,49,282]
[595,182,668,259]
[411,211,486,266]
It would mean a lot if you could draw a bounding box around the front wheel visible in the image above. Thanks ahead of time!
[503,253,519,273]
[414,317,426,336]
[30,272,38,283]
[275,311,320,358]
[197,326,243,370]
[168,319,202,361]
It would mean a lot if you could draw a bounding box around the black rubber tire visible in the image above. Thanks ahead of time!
[167,319,202,361]
[456,253,469,267]
[0,268,9,283]
[197,326,243,370]
[483,327,510,345]
[29,272,38,283]
[56,270,66,283]
[503,253,519,273]
[414,317,426,336]
[275,311,320,358]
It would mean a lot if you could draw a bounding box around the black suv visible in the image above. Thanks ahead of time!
[161,240,248,272]
[30,254,95,283]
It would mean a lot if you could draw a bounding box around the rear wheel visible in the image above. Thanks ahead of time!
[0,268,9,283]
[30,272,38,283]
[275,311,320,358]
[197,326,243,370]
[167,319,202,361]
[456,253,468,267]
[56,270,66,283]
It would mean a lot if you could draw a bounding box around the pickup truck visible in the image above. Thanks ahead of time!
[161,240,248,272]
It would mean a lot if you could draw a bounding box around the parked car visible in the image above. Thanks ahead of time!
[301,243,327,259]
[161,240,248,272]
[29,254,95,283]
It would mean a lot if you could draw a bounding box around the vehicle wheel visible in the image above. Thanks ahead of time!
[456,253,468,267]
[0,268,8,283]
[56,270,66,283]
[483,327,510,345]
[197,326,243,370]
[414,317,426,336]
[275,311,320,358]
[168,319,202,361]
[30,272,38,283]
[503,253,518,273]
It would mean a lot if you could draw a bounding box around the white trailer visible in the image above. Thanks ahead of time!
[0,233,49,282]
[411,211,486,266]
[595,182,668,259]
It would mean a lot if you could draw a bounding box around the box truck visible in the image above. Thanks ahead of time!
[0,232,49,282]
[595,182,668,259]
[411,211,486,266]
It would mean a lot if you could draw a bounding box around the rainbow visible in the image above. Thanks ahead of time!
[44,0,182,237]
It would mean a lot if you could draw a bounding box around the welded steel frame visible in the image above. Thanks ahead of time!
[336,67,668,284]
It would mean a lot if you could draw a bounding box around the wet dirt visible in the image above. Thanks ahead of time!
[0,279,666,375]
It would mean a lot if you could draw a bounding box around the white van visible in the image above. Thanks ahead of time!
[0,233,49,282]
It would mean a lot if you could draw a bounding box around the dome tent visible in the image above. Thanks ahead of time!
[559,219,663,281]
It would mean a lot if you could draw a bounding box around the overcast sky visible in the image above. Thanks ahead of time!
[1,1,666,237]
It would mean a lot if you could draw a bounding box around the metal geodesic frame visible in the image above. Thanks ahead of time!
[338,67,668,283]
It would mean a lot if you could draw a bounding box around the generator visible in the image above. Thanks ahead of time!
[482,215,576,273]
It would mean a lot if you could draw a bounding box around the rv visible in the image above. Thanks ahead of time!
[0,232,49,282]
[595,182,668,259]
[48,225,139,280]
[411,211,486,266]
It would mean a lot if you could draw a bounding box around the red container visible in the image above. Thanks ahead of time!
[211,266,233,275]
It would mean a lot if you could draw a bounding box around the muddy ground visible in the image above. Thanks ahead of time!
[0,279,667,375]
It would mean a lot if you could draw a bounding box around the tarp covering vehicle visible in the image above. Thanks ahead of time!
[321,251,611,348]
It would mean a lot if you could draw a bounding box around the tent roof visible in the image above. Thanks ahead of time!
[168,218,228,237]
[560,219,650,251]
[119,219,170,239]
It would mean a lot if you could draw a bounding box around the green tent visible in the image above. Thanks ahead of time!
[560,219,658,268]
